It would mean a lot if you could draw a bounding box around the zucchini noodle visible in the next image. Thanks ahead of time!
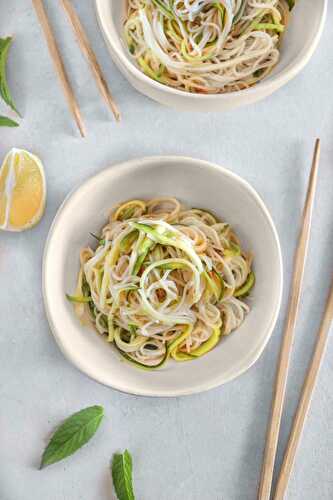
[67,198,255,369]
[124,0,294,94]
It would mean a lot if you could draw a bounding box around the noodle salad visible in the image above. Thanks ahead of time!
[67,198,255,369]
[124,0,295,94]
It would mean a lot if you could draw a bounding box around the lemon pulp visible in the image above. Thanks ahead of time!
[0,149,46,231]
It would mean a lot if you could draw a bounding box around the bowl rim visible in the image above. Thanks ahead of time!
[95,0,327,102]
[43,156,283,397]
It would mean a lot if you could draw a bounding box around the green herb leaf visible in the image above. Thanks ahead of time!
[40,405,104,469]
[0,115,19,127]
[0,37,20,116]
[112,450,135,500]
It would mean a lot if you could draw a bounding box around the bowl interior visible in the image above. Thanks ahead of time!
[43,157,282,396]
[97,0,326,93]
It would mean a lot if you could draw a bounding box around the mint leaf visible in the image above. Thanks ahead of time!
[112,450,135,500]
[0,115,19,127]
[40,405,104,469]
[0,37,20,116]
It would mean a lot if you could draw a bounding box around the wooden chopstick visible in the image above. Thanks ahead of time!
[60,0,120,122]
[258,139,321,500]
[274,274,333,500]
[32,0,86,137]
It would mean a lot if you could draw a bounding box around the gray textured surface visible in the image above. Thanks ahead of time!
[0,1,333,499]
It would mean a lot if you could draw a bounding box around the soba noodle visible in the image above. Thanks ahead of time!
[67,198,255,369]
[124,0,294,94]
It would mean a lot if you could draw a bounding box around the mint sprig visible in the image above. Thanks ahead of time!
[0,37,20,115]
[112,450,135,500]
[40,405,104,469]
[0,115,18,127]
[0,36,20,127]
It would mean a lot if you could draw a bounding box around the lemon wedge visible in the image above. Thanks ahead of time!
[0,148,46,232]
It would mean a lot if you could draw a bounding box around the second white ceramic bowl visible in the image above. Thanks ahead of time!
[95,0,327,112]
[43,157,283,396]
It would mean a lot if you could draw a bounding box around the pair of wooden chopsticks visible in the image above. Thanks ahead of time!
[258,139,333,499]
[32,0,120,137]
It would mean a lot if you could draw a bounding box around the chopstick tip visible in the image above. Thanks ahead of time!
[77,120,87,138]
[313,138,321,162]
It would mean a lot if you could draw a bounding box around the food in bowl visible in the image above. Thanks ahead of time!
[44,156,283,394]
[67,197,255,369]
[123,0,295,94]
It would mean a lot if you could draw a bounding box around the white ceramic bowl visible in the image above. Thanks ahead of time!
[95,0,327,112]
[43,157,283,396]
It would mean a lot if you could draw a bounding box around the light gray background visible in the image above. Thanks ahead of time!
[1,1,332,499]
